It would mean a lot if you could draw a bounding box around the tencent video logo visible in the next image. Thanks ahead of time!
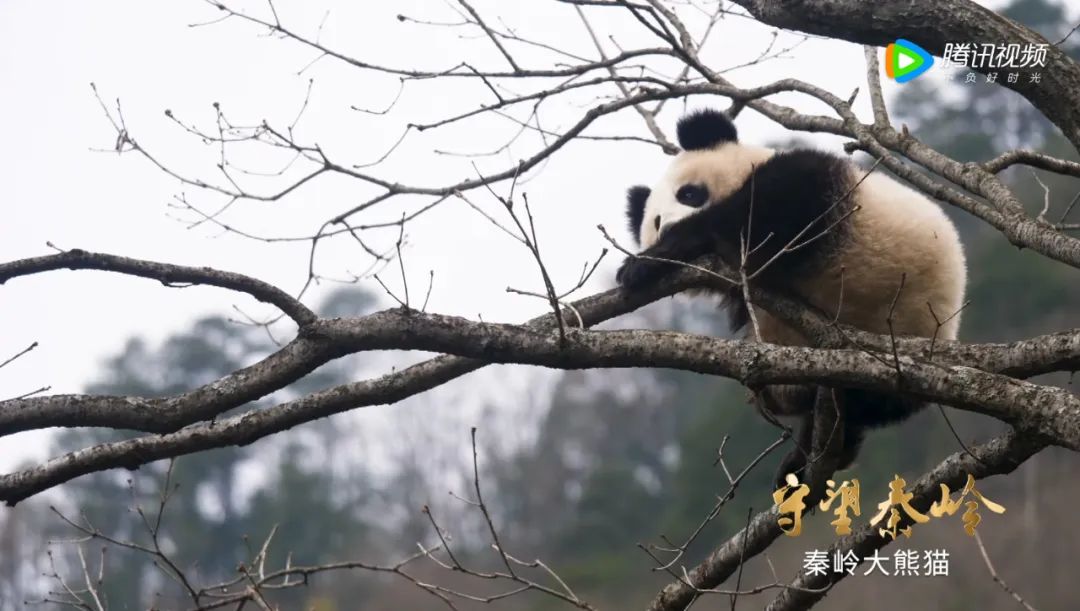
[885,39,934,83]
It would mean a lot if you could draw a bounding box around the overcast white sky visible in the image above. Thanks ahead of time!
[0,0,985,474]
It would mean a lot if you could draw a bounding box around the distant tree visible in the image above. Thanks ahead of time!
[41,289,379,608]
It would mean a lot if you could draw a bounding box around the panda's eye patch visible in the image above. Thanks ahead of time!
[653,216,661,231]
[676,184,709,207]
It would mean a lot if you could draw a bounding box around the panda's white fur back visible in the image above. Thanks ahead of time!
[761,166,967,345]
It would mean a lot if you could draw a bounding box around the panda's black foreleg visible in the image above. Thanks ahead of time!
[615,215,719,289]
[754,384,816,490]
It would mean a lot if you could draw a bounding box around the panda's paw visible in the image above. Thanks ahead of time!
[773,449,808,491]
[616,255,668,289]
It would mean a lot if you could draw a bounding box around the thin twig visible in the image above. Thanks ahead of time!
[973,530,1040,611]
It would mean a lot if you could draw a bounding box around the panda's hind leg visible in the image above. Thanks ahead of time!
[768,388,926,489]
[773,411,814,488]
[772,387,860,489]
[835,388,927,471]
[753,384,816,488]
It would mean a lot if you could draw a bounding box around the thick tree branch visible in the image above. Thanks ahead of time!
[0,250,707,437]
[729,0,1080,152]
[0,335,337,436]
[309,312,1080,446]
[2,244,1077,428]
[3,249,1078,440]
[2,300,1078,505]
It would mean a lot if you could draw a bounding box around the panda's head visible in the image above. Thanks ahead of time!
[625,109,774,248]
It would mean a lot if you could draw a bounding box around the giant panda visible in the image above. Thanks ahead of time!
[616,108,967,483]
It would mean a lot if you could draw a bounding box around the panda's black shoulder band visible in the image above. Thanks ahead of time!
[676,109,738,151]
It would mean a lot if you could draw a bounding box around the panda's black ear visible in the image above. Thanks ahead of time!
[626,185,650,245]
[677,109,738,151]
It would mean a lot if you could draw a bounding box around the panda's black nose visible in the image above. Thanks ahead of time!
[658,219,678,237]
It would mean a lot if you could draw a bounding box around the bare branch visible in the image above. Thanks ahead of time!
[972,530,1041,611]
[0,248,316,327]
[984,149,1080,178]
[0,341,38,371]
[862,46,890,127]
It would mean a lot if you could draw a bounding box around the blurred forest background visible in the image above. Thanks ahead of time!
[2,0,1079,609]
